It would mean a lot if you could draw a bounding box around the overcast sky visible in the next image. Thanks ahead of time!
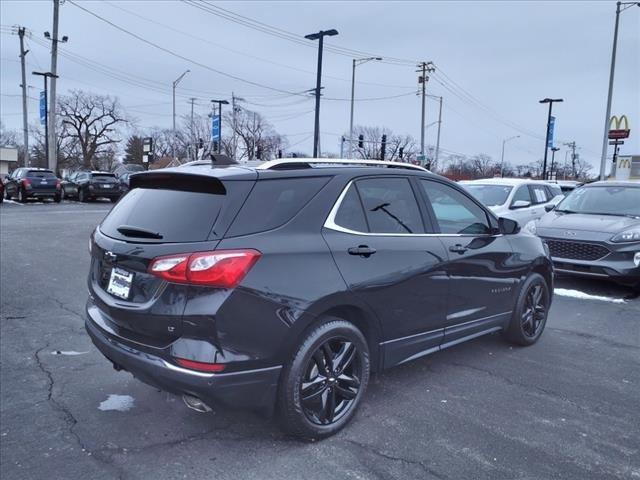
[1,0,638,172]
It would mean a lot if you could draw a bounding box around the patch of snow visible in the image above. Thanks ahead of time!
[554,288,626,304]
[51,350,89,356]
[98,394,134,412]
[3,199,23,206]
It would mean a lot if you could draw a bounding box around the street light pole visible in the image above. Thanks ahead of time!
[172,70,190,132]
[500,135,520,177]
[32,71,58,168]
[539,97,563,180]
[305,29,339,158]
[211,99,229,154]
[349,57,381,158]
[598,1,640,180]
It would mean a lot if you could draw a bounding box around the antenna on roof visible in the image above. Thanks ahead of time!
[209,153,238,166]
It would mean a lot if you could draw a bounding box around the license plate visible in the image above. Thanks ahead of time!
[102,184,112,189]
[107,267,133,299]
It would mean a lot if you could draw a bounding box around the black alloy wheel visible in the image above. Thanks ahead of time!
[79,188,87,203]
[279,319,370,440]
[301,338,362,426]
[521,284,546,338]
[503,273,549,346]
[18,188,26,203]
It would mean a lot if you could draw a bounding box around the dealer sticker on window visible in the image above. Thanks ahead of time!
[107,267,134,299]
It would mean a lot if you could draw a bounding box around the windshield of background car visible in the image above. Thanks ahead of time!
[557,185,640,216]
[463,184,513,207]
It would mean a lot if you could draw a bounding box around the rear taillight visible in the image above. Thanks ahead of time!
[56,180,61,189]
[21,178,31,187]
[174,357,225,373]
[148,249,261,288]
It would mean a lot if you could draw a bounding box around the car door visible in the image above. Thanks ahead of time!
[322,176,449,367]
[418,179,519,347]
[7,169,23,196]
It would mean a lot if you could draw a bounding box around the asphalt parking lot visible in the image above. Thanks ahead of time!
[1,200,639,480]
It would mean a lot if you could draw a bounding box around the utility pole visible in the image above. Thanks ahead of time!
[47,0,61,174]
[231,92,237,161]
[171,70,189,161]
[434,95,443,170]
[189,97,196,160]
[305,29,339,158]
[18,27,30,166]
[564,141,577,179]
[538,97,563,179]
[599,2,640,180]
[417,62,435,166]
[550,147,560,180]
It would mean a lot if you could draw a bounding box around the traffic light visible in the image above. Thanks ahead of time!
[358,134,364,148]
[198,138,204,150]
[399,147,404,159]
[256,146,262,160]
[380,134,387,160]
[278,149,282,159]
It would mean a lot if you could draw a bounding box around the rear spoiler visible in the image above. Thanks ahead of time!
[130,172,226,195]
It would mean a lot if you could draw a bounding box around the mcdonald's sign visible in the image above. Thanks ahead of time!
[608,115,630,139]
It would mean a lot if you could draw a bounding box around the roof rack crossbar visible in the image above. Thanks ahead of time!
[257,158,428,172]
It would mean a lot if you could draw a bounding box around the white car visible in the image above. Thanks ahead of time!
[460,178,564,225]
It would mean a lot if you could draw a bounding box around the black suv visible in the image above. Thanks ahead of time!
[86,159,553,439]
[3,168,61,203]
[62,171,123,202]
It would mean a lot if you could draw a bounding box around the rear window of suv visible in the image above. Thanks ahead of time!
[27,170,56,178]
[100,188,226,243]
[226,177,330,237]
[92,174,117,181]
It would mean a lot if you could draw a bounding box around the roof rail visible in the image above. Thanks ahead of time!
[257,158,428,172]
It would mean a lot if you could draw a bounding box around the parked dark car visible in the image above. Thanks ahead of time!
[117,172,132,195]
[529,180,640,289]
[86,159,554,440]
[62,171,123,202]
[0,181,3,204]
[3,168,61,203]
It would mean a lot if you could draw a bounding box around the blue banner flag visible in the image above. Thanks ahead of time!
[547,116,555,148]
[39,91,46,126]
[211,115,220,142]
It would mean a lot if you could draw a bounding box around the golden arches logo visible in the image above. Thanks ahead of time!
[609,115,630,130]
[618,157,631,169]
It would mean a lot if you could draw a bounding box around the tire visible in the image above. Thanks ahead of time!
[78,188,87,203]
[109,197,118,203]
[278,318,370,441]
[18,187,27,203]
[3,188,10,201]
[503,273,550,346]
[54,194,61,203]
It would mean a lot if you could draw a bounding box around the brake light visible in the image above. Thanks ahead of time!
[21,178,31,187]
[174,357,226,373]
[148,249,261,288]
[56,180,61,189]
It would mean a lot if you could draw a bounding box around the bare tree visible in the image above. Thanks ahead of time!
[228,108,286,161]
[469,153,497,178]
[58,90,129,169]
[349,125,418,162]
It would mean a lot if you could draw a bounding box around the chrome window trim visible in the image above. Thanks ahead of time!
[258,158,428,172]
[324,180,496,238]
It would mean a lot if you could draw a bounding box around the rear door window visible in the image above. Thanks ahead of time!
[101,188,227,243]
[355,177,424,234]
[529,185,549,204]
[226,177,330,237]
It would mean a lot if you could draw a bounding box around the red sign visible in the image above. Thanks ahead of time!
[608,129,630,139]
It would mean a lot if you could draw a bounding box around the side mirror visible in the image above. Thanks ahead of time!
[510,200,531,209]
[499,217,520,235]
[544,204,556,212]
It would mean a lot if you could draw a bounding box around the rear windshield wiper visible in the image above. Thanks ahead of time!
[117,225,163,239]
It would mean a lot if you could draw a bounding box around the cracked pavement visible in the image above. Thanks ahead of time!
[1,201,639,479]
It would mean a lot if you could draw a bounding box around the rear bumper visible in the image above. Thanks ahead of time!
[85,307,282,415]
[26,189,58,198]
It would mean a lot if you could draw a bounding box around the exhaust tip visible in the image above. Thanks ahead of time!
[182,394,212,413]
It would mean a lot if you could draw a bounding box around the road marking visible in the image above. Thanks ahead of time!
[554,288,626,304]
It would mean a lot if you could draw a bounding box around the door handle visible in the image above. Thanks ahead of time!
[449,244,468,254]
[348,245,377,257]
